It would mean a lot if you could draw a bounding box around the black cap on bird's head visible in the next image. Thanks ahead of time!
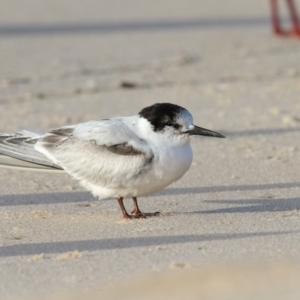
[139,103,225,138]
[139,103,183,132]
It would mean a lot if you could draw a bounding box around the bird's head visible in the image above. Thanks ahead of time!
[138,103,225,141]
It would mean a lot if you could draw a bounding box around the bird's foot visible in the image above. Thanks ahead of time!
[130,209,160,218]
[274,28,300,37]
[123,213,146,219]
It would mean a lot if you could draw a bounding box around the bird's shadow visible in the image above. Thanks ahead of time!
[162,182,300,196]
[0,230,299,257]
[0,191,94,206]
[0,17,271,38]
[193,197,300,214]
[1,183,299,257]
[0,181,299,208]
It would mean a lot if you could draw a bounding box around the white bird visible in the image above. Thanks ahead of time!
[0,103,224,218]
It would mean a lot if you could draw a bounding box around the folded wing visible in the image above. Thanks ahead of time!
[35,119,154,188]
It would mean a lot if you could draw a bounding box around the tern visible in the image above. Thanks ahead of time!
[0,103,225,218]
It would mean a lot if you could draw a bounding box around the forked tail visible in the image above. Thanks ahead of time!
[0,131,63,172]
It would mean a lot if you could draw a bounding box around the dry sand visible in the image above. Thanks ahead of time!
[1,0,300,299]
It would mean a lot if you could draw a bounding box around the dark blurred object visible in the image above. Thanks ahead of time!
[270,0,300,37]
[120,81,137,89]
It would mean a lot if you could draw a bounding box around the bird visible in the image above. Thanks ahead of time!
[0,103,225,219]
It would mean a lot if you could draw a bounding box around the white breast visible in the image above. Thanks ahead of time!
[150,143,193,188]
[82,143,192,198]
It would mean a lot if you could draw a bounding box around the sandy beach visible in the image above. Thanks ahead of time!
[1,0,300,299]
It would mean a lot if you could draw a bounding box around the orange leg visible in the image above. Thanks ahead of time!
[131,197,160,217]
[270,0,300,37]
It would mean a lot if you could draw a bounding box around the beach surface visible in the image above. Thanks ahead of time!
[1,1,300,299]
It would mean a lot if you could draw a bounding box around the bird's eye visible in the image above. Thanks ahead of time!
[173,124,180,129]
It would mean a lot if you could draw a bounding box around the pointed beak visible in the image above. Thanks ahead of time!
[186,125,225,138]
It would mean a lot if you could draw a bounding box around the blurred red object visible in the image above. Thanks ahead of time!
[270,0,300,37]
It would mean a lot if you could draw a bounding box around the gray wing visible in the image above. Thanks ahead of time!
[35,120,154,187]
[0,132,63,171]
